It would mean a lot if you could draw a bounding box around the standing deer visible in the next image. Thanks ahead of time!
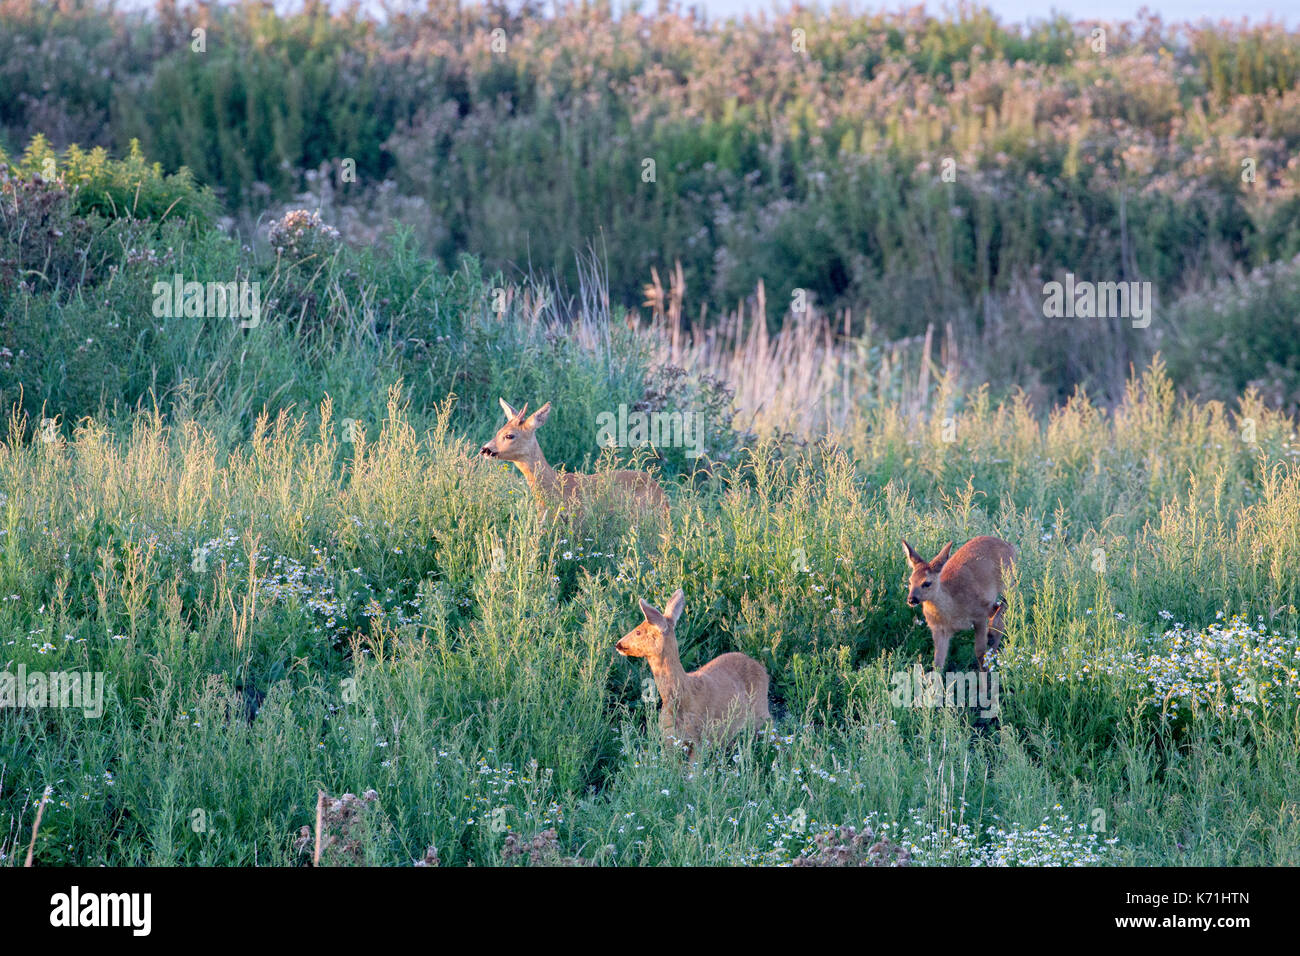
[615,589,770,758]
[480,399,668,521]
[903,535,1016,672]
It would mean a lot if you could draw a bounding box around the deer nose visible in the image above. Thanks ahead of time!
[480,446,496,457]
[907,595,920,606]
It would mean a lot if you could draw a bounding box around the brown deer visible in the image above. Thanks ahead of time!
[903,535,1016,672]
[480,399,668,521]
[616,589,770,758]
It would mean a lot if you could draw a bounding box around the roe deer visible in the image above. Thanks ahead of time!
[615,589,770,758]
[903,535,1016,672]
[480,399,668,521]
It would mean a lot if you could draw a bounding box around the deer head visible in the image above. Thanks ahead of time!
[903,538,953,606]
[480,398,552,463]
[616,589,686,660]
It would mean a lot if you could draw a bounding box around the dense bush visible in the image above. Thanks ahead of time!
[0,134,216,293]
[3,2,1300,368]
[1160,254,1300,415]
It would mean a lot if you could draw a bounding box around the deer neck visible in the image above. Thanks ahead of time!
[646,636,689,706]
[511,447,563,502]
[924,584,957,622]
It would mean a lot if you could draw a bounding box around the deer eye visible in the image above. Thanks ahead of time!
[505,433,515,440]
[921,580,931,588]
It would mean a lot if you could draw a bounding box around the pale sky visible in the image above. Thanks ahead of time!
[116,0,1300,24]
[673,0,1297,25]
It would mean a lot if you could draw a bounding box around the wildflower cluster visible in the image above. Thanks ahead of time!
[790,823,911,867]
[745,805,1116,867]
[460,755,564,835]
[501,828,591,866]
[1021,613,1300,718]
[267,209,342,261]
[293,789,382,866]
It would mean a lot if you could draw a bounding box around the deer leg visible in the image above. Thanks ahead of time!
[988,601,1006,653]
[973,617,990,672]
[931,629,953,673]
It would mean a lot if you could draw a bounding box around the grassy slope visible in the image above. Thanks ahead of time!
[2,242,1298,862]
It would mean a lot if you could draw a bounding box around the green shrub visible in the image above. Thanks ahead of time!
[1160,255,1300,415]
[1,134,216,230]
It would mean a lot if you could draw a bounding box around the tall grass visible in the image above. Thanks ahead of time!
[2,322,1298,864]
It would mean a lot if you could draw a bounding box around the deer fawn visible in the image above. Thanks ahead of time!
[480,399,668,521]
[616,589,771,758]
[903,535,1016,672]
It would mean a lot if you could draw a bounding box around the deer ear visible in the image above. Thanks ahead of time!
[526,402,551,429]
[499,398,520,421]
[931,541,953,569]
[664,588,685,625]
[639,598,668,630]
[902,538,925,568]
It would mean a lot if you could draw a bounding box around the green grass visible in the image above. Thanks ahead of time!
[2,348,1298,864]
